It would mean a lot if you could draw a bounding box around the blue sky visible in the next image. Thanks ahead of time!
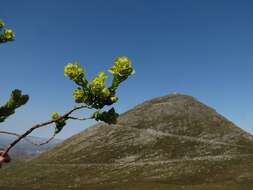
[1,0,253,139]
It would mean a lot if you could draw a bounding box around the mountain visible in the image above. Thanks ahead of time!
[0,135,62,160]
[0,94,253,190]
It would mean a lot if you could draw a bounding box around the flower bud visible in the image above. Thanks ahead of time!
[90,72,108,94]
[73,88,85,102]
[108,56,135,77]
[64,63,84,81]
[51,112,59,120]
[3,29,15,41]
[101,88,110,98]
[0,20,5,28]
[110,96,118,103]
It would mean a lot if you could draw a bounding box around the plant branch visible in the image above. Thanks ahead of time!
[38,133,57,146]
[1,105,90,157]
[67,115,93,121]
[0,131,41,146]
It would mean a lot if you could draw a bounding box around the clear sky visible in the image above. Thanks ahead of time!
[1,0,253,139]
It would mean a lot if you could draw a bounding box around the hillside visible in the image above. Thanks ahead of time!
[0,94,253,190]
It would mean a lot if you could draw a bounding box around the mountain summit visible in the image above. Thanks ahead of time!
[1,94,253,190]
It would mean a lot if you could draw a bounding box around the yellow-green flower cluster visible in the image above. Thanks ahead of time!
[90,72,109,96]
[63,56,134,112]
[64,63,84,82]
[3,29,15,41]
[109,56,135,77]
[108,56,135,93]
[0,20,15,43]
[0,20,5,28]
[73,88,85,102]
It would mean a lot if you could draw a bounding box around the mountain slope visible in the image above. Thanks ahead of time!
[0,94,252,190]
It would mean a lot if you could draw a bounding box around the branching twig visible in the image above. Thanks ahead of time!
[0,131,57,146]
[38,115,93,145]
[67,116,92,121]
[2,105,92,157]
[38,133,57,146]
[0,131,41,146]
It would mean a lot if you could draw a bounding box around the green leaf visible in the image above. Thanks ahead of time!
[0,89,29,123]
[92,108,119,124]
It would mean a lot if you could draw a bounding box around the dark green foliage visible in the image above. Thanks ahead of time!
[0,89,29,123]
[92,108,119,124]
